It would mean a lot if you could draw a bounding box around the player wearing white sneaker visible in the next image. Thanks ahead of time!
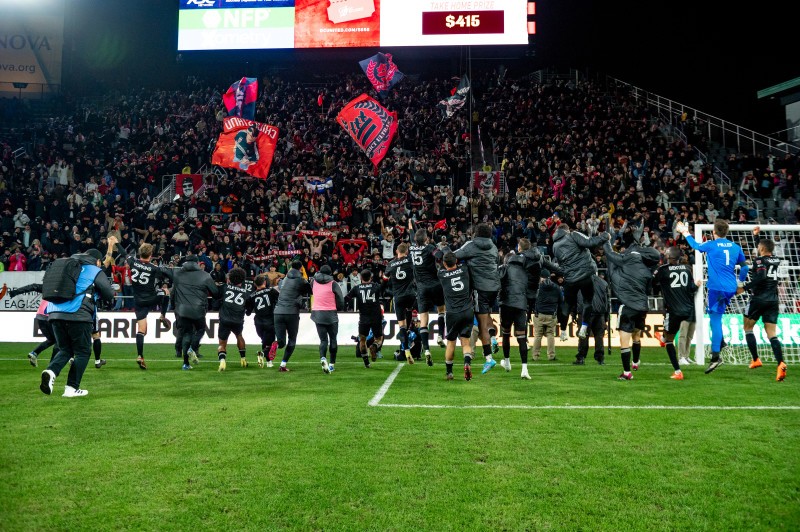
[498,248,531,378]
[214,268,251,371]
[311,265,344,374]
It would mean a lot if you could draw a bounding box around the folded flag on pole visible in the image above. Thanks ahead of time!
[222,77,258,120]
[336,94,397,169]
[211,117,279,179]
[359,53,403,99]
[437,74,470,118]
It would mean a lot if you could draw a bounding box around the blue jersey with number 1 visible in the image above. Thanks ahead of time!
[685,236,745,292]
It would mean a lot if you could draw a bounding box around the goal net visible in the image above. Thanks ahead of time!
[693,224,800,365]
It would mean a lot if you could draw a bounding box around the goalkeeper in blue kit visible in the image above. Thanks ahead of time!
[676,219,748,374]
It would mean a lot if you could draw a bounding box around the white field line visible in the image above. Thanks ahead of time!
[374,403,800,410]
[368,363,404,406]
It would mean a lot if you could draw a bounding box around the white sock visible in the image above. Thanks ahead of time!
[280,361,286,367]
[521,363,528,372]
[485,354,493,362]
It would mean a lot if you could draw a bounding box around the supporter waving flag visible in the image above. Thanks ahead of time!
[336,94,397,169]
[437,74,470,118]
[359,53,404,99]
[222,77,258,121]
[211,117,279,179]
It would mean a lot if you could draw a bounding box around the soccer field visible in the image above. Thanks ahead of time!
[1,342,798,531]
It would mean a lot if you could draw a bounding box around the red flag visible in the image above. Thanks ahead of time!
[336,94,397,169]
[434,219,447,231]
[211,117,279,179]
[317,92,324,107]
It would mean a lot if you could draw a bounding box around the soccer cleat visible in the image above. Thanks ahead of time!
[405,350,414,365]
[560,330,568,342]
[446,373,454,381]
[136,356,147,370]
[777,362,787,382]
[40,369,55,395]
[481,358,497,374]
[267,360,274,368]
[632,362,639,371]
[268,342,278,361]
[279,365,290,372]
[594,353,606,366]
[188,348,199,365]
[573,357,585,366]
[577,324,588,340]
[362,356,371,369]
[95,359,107,369]
[181,364,192,371]
[617,372,633,381]
[678,357,693,366]
[62,386,88,398]
[175,351,182,359]
[491,337,499,354]
[520,370,531,380]
[328,364,335,374]
[257,351,265,369]
[464,364,472,381]
[500,358,511,372]
[218,359,226,372]
[425,350,433,367]
[670,371,684,380]
[28,352,38,367]
[240,357,248,368]
[321,358,330,374]
[437,337,446,348]
[369,344,378,362]
[705,358,724,374]
[749,358,763,369]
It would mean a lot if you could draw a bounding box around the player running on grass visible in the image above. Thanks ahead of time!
[215,267,250,371]
[737,226,786,381]
[676,219,748,374]
[438,252,475,381]
[654,247,700,380]
[345,269,385,368]
[384,242,417,365]
[408,223,447,365]
[247,275,280,369]
[497,249,532,379]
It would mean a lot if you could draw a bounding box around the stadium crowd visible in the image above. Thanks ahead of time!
[1,71,798,305]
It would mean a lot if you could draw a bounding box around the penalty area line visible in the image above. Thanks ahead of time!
[373,403,800,410]
[368,363,405,407]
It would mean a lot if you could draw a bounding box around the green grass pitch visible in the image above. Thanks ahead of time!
[1,342,798,531]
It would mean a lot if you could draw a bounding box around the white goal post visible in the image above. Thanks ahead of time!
[693,224,800,365]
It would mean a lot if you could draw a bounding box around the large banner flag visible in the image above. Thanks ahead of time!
[211,117,279,179]
[472,171,504,196]
[222,77,258,120]
[336,94,397,169]
[174,174,203,201]
[359,52,404,99]
[437,75,471,118]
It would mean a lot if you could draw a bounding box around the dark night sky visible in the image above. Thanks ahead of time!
[63,0,795,133]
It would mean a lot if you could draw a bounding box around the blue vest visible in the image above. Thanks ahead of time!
[46,264,101,314]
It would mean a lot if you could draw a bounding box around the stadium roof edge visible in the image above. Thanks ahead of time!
[757,76,800,99]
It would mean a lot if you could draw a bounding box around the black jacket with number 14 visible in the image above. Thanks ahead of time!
[347,281,384,322]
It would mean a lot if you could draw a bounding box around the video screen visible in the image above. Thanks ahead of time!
[177,0,529,50]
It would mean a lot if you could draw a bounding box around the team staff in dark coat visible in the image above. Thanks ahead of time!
[455,223,501,373]
[604,221,660,380]
[40,247,115,397]
[275,261,312,371]
[552,223,609,340]
[498,251,532,379]
[576,275,609,366]
[161,255,222,370]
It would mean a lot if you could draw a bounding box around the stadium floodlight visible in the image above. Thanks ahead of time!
[693,224,800,365]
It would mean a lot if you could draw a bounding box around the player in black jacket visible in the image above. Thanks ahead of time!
[654,247,699,379]
[438,252,475,381]
[384,242,417,364]
[738,227,786,381]
[126,242,168,370]
[215,267,250,371]
[408,224,447,364]
[498,251,532,379]
[247,275,280,368]
[346,269,385,368]
[576,275,609,366]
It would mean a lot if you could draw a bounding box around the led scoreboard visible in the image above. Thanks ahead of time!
[178,0,532,50]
